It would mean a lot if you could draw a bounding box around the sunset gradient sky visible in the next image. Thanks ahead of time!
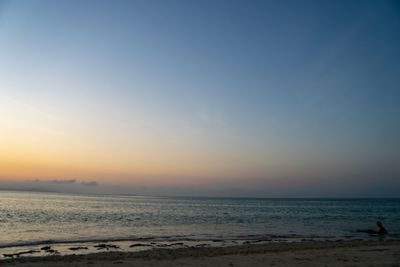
[1,0,399,196]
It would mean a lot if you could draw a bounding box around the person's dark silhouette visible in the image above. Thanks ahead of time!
[377,221,387,235]
[357,221,388,235]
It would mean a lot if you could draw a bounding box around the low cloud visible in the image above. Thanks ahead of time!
[0,179,100,194]
[48,179,76,184]
[81,181,98,187]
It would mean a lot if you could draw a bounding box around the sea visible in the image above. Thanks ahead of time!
[0,191,399,257]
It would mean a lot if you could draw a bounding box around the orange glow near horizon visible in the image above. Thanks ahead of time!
[0,103,253,186]
[0,94,378,187]
[0,94,284,185]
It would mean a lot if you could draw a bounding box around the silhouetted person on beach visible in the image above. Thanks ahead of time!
[358,221,387,235]
[377,221,388,235]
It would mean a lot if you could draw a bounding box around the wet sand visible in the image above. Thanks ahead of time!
[2,240,400,266]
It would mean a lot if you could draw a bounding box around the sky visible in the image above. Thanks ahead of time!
[0,0,399,197]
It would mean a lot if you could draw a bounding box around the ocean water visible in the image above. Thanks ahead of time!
[0,191,399,250]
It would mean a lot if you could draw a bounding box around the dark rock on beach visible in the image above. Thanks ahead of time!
[2,250,40,258]
[94,244,120,250]
[69,246,88,251]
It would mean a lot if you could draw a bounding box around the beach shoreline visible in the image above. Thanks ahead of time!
[2,239,399,266]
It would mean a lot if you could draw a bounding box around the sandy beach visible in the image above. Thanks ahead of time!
[2,240,399,267]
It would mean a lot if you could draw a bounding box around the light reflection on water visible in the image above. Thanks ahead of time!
[0,191,399,248]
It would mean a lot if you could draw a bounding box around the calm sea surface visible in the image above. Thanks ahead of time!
[1,191,399,248]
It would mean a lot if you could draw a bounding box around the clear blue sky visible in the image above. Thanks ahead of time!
[0,0,399,197]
